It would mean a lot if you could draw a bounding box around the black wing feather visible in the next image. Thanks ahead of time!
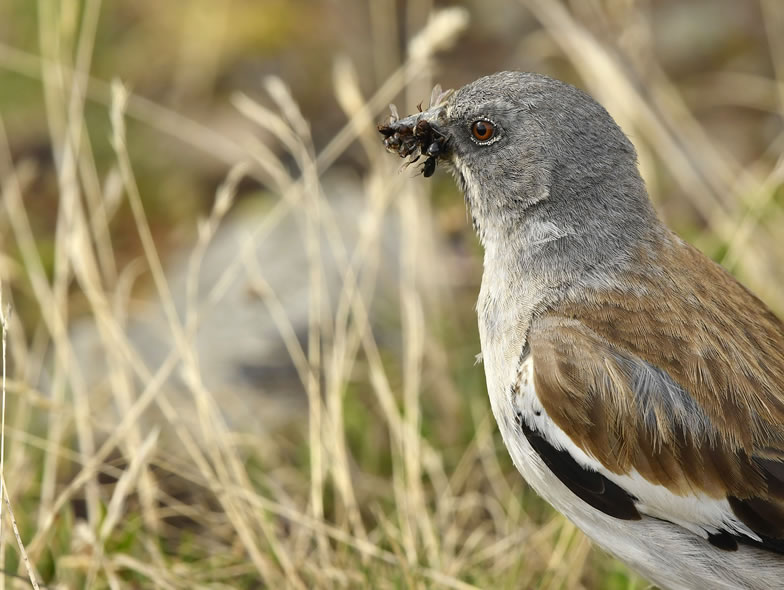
[519,414,784,554]
[517,414,641,521]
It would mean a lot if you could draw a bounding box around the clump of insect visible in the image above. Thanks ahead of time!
[378,84,453,178]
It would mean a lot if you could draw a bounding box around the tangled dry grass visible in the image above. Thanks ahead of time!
[0,1,782,588]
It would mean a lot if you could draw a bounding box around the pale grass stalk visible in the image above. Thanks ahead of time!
[0,286,7,588]
[333,56,390,160]
[47,3,132,569]
[226,485,394,567]
[465,527,533,570]
[4,425,124,480]
[0,111,48,584]
[253,76,332,562]
[357,306,448,519]
[232,97,441,564]
[0,382,54,410]
[109,87,276,577]
[258,72,419,558]
[96,166,126,274]
[79,122,119,284]
[450,522,491,572]
[145,379,284,586]
[638,67,784,266]
[76,278,162,536]
[0,116,100,556]
[27,346,180,555]
[233,131,297,191]
[407,6,467,65]
[440,439,480,569]
[327,57,402,545]
[17,329,52,420]
[323,272,372,543]
[99,428,159,541]
[762,0,784,112]
[0,25,459,228]
[388,458,423,574]
[0,472,40,589]
[722,159,784,269]
[0,29,460,178]
[109,554,180,590]
[235,142,425,568]
[166,157,300,582]
[374,506,420,588]
[245,488,484,590]
[176,367,302,589]
[199,195,298,309]
[543,518,580,589]
[330,61,393,393]
[36,0,68,156]
[721,1,784,274]
[405,0,435,124]
[62,67,159,540]
[368,0,399,87]
[399,188,441,566]
[78,522,122,590]
[109,82,195,379]
[243,250,365,562]
[0,13,463,467]
[22,189,298,582]
[86,199,300,580]
[564,535,592,589]
[103,563,123,590]
[242,259,311,382]
[302,563,361,586]
[260,119,380,554]
[37,361,67,534]
[184,162,247,335]
[687,72,784,113]
[66,173,163,549]
[470,403,516,515]
[0,43,248,165]
[401,12,460,563]
[302,110,331,564]
[35,0,103,531]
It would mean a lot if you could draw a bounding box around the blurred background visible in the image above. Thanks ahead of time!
[0,1,782,588]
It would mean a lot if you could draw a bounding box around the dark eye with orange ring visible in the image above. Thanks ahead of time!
[471,120,496,143]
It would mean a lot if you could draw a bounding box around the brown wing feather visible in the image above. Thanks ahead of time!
[529,235,784,539]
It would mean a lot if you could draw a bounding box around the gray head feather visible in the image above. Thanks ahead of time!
[380,71,668,302]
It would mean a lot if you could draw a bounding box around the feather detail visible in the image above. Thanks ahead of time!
[526,233,784,546]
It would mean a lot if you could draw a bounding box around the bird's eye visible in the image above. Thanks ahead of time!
[471,120,496,143]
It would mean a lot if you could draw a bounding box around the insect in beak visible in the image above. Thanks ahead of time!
[377,85,453,178]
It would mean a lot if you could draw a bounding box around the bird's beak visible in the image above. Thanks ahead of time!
[378,88,453,177]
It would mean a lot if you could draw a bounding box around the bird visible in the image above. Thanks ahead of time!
[379,71,784,590]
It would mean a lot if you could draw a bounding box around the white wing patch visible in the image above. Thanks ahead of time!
[510,356,761,542]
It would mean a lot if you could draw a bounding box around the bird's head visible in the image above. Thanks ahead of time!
[380,71,656,255]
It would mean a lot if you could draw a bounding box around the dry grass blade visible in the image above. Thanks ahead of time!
[0,286,7,586]
[0,297,40,589]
